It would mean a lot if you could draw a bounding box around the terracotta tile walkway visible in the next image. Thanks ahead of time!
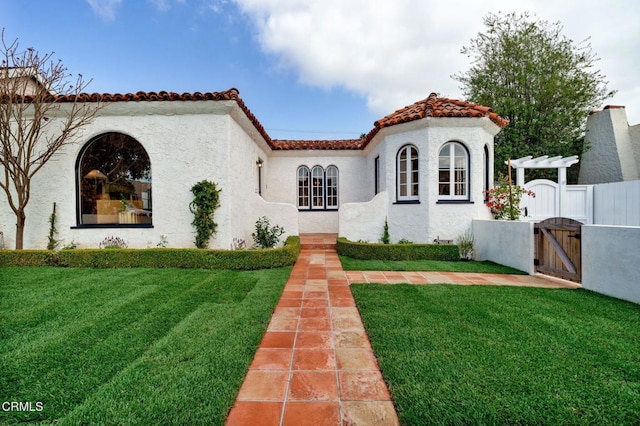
[226,234,399,426]
[226,234,579,425]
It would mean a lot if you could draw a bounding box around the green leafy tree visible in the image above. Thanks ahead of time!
[454,12,615,181]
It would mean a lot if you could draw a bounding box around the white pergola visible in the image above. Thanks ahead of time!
[508,155,579,186]
[508,155,580,219]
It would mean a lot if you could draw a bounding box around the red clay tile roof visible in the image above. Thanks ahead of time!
[271,139,363,150]
[4,89,506,151]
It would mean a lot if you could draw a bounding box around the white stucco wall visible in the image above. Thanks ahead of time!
[473,219,534,274]
[582,225,640,304]
[267,151,367,233]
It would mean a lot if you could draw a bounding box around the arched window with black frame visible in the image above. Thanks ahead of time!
[438,141,469,200]
[296,165,339,210]
[396,144,419,201]
[77,132,152,226]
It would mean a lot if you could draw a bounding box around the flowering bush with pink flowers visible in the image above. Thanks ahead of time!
[485,185,535,220]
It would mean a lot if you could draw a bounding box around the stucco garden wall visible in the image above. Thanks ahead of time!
[582,225,640,304]
[339,191,388,242]
[473,219,534,274]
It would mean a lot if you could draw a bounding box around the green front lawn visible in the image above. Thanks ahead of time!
[0,266,289,425]
[351,284,640,425]
[339,256,526,274]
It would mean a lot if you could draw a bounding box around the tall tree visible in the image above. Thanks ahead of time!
[0,30,102,249]
[454,12,615,181]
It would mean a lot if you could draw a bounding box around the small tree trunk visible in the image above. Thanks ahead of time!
[15,210,26,250]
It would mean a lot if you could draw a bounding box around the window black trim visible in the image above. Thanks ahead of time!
[393,200,421,205]
[71,224,154,229]
[436,200,475,204]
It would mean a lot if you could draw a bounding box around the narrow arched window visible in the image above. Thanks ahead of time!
[297,166,310,208]
[311,165,325,208]
[439,141,469,200]
[397,145,419,201]
[326,166,338,208]
[77,132,152,225]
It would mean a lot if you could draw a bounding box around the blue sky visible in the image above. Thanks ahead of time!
[2,0,639,140]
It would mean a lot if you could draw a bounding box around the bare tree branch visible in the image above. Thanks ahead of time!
[0,29,104,248]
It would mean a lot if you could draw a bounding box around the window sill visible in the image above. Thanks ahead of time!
[297,208,339,212]
[393,200,421,205]
[436,200,474,204]
[71,224,154,229]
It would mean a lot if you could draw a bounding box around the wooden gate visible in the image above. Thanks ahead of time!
[534,217,582,282]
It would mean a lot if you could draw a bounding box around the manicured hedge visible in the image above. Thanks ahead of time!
[336,237,459,261]
[0,236,300,270]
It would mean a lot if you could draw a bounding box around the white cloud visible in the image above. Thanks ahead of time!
[85,0,123,21]
[233,0,640,122]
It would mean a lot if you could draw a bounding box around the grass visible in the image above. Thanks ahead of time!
[0,266,290,425]
[339,255,526,274]
[351,284,640,425]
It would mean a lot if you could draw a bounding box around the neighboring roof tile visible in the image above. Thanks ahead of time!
[4,89,507,151]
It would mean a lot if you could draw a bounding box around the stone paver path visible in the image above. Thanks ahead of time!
[226,234,578,425]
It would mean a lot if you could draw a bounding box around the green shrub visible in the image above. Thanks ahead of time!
[0,236,301,270]
[252,216,286,249]
[380,218,390,244]
[336,237,459,261]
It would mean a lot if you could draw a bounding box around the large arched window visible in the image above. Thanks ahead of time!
[438,141,469,200]
[77,133,152,225]
[397,145,419,201]
[297,165,339,210]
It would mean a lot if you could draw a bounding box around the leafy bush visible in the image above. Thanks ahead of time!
[485,184,535,220]
[0,237,301,270]
[252,216,285,249]
[397,239,413,244]
[337,238,459,261]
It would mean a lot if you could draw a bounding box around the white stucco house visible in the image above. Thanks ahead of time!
[0,88,508,249]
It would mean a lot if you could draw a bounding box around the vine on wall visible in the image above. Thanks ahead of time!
[190,181,221,249]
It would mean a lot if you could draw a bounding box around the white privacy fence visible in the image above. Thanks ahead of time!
[592,180,640,226]
[522,179,639,226]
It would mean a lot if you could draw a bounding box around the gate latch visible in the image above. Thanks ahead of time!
[568,233,581,240]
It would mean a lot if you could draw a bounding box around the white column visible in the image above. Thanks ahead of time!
[558,167,566,217]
